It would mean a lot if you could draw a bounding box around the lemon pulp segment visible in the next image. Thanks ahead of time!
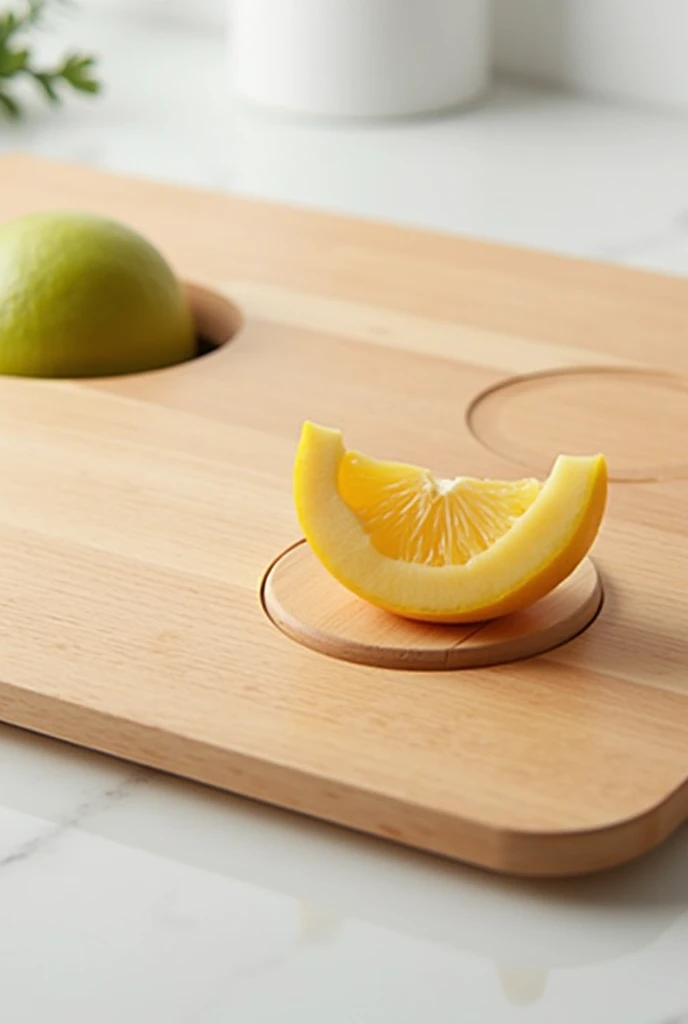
[294,422,607,623]
[338,452,541,567]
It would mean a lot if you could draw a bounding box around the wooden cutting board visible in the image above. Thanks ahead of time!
[0,153,687,878]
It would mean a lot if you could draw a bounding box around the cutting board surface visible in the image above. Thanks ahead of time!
[1,154,687,877]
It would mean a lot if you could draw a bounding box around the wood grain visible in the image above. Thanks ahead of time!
[263,541,603,670]
[0,153,686,877]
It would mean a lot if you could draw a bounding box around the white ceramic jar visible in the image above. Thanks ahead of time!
[229,0,491,119]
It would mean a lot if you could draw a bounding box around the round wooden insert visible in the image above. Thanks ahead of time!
[467,367,688,483]
[261,541,603,671]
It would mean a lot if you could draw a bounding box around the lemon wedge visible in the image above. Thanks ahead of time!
[294,422,608,623]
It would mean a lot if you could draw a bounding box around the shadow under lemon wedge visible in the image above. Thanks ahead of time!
[293,422,608,624]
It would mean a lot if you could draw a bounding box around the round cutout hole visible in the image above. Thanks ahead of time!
[262,541,603,671]
[184,281,243,360]
[467,367,688,483]
[0,280,242,381]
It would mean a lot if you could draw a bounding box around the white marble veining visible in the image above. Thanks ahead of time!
[1,726,688,1023]
[0,6,687,1023]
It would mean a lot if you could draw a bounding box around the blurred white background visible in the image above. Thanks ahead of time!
[84,0,688,109]
[3,0,687,276]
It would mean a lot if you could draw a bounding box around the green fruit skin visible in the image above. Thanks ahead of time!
[0,211,196,378]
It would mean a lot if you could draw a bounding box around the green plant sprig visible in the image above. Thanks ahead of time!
[0,0,100,119]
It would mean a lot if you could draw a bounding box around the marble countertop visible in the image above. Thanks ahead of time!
[1,6,688,1023]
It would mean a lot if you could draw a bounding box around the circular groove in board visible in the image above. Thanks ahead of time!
[467,367,688,483]
[261,541,603,670]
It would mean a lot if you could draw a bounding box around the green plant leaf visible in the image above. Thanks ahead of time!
[0,46,29,76]
[0,12,18,47]
[0,1,101,119]
[32,70,59,102]
[0,89,20,118]
[58,53,100,93]
[25,0,48,27]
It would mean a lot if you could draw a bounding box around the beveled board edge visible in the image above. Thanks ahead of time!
[1,673,686,878]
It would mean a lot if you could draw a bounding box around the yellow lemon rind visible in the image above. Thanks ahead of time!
[294,421,608,624]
